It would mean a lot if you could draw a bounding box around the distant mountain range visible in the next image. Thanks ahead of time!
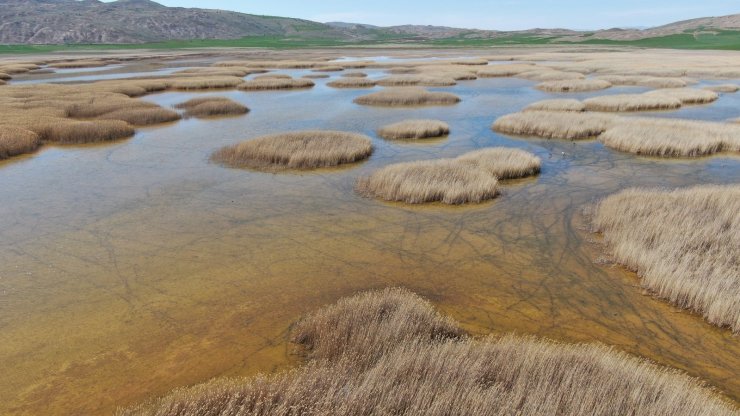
[0,0,738,46]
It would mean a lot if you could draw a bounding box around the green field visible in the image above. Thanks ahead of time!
[1,30,739,54]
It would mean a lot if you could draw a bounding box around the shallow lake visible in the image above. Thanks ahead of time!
[1,66,739,415]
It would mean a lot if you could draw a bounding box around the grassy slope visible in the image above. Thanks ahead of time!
[1,30,738,54]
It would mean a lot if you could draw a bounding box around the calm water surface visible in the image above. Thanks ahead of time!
[1,69,739,415]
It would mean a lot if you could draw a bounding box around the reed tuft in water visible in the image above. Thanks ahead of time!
[377,119,450,140]
[211,131,373,171]
[119,288,737,416]
[592,185,740,332]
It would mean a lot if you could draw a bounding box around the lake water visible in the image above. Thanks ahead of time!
[1,67,739,415]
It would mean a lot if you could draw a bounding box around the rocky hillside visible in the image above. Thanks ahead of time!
[0,0,346,44]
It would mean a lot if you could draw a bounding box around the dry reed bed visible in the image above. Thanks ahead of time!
[536,79,613,92]
[326,78,377,88]
[0,73,11,81]
[377,75,457,87]
[0,127,41,160]
[238,77,314,91]
[599,118,740,157]
[120,288,736,416]
[645,88,719,104]
[518,69,586,81]
[212,131,373,171]
[50,59,113,69]
[595,75,688,88]
[493,111,615,140]
[584,94,682,112]
[704,84,739,93]
[174,97,249,118]
[341,72,367,78]
[96,108,181,126]
[377,119,450,140]
[357,147,539,204]
[354,87,461,107]
[477,63,535,77]
[592,186,740,332]
[524,99,585,112]
[493,111,740,157]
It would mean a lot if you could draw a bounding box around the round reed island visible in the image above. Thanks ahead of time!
[356,147,540,204]
[212,130,374,171]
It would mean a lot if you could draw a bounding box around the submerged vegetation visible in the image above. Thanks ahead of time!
[120,288,737,416]
[211,131,373,171]
[356,147,540,204]
[593,186,740,332]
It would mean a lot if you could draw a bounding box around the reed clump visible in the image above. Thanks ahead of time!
[211,131,373,171]
[536,79,612,92]
[584,94,683,112]
[645,88,719,104]
[120,288,736,416]
[517,70,585,81]
[0,73,10,81]
[341,72,367,78]
[252,74,292,80]
[0,80,5,86]
[38,119,135,144]
[377,75,457,87]
[523,99,585,112]
[354,87,461,107]
[96,108,181,126]
[598,118,740,157]
[0,127,41,160]
[704,84,739,93]
[456,148,542,179]
[326,78,377,88]
[167,76,245,91]
[174,97,249,118]
[377,119,450,140]
[477,63,535,77]
[593,186,740,332]
[238,77,315,91]
[493,111,615,140]
[50,60,111,69]
[357,147,539,204]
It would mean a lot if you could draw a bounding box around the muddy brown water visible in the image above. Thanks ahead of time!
[1,66,739,415]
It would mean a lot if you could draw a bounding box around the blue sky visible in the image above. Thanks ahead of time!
[111,1,739,30]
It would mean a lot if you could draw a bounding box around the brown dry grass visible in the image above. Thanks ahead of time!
[584,94,683,112]
[0,80,5,86]
[167,76,245,91]
[0,73,10,81]
[593,186,740,332]
[493,111,615,140]
[536,79,612,92]
[252,74,292,80]
[456,148,541,179]
[38,120,135,144]
[377,119,450,140]
[341,72,367,78]
[377,75,456,87]
[354,87,461,107]
[494,110,740,156]
[598,118,740,157]
[174,97,249,118]
[704,84,739,93]
[524,99,585,112]
[477,63,535,77]
[518,69,585,81]
[96,108,181,126]
[312,66,344,72]
[0,63,41,74]
[357,147,539,204]
[120,288,736,416]
[0,127,41,159]
[326,78,377,88]
[645,88,719,104]
[357,159,499,204]
[211,131,373,171]
[238,77,314,91]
